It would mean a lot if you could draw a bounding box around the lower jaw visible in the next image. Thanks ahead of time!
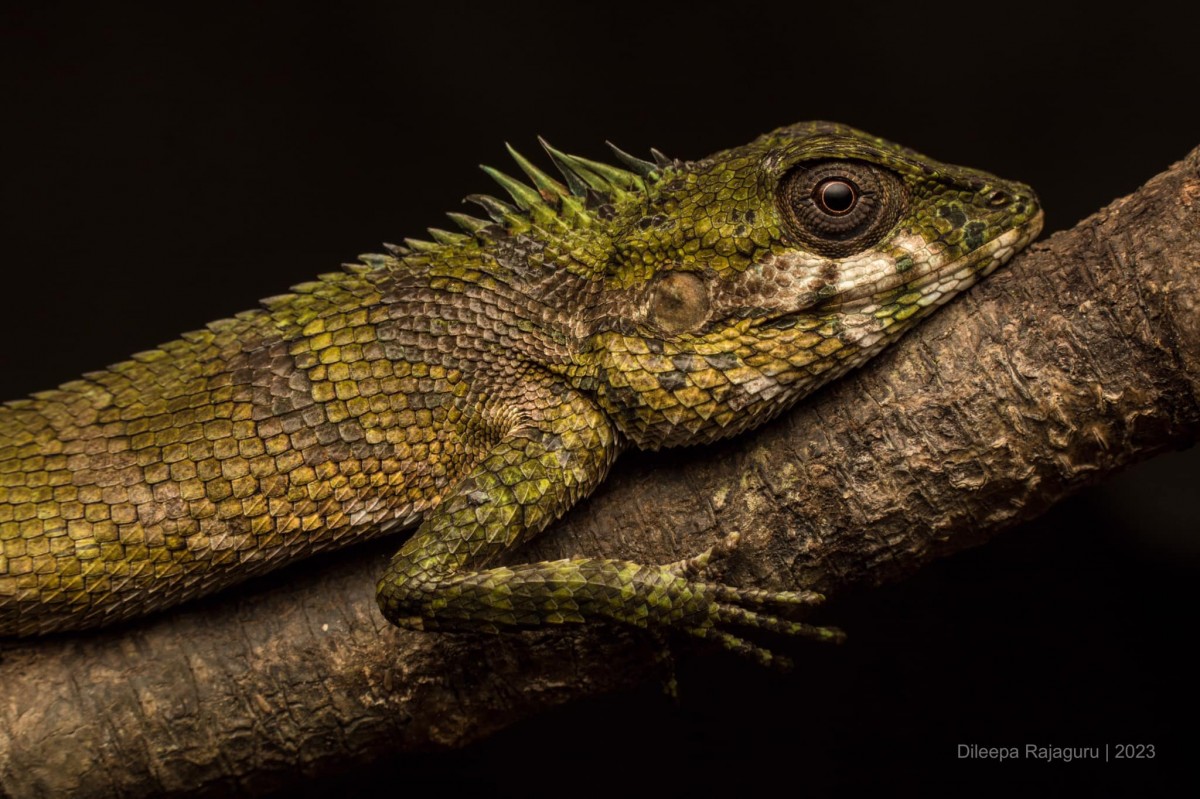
[833,211,1044,313]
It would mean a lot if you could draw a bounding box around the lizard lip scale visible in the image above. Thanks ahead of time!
[1,122,1042,663]
[867,208,1041,305]
[811,207,1044,313]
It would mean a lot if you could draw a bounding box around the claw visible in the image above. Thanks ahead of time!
[664,532,743,578]
[713,603,844,644]
[646,628,681,701]
[711,530,743,558]
[691,627,794,670]
[661,532,843,663]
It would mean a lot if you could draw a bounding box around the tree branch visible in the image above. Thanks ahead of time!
[2,145,1197,799]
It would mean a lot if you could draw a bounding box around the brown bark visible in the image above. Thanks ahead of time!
[1,145,1197,799]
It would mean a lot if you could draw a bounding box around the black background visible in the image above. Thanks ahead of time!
[1,3,1196,796]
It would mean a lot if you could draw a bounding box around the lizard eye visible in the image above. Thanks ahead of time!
[815,178,858,215]
[778,160,907,258]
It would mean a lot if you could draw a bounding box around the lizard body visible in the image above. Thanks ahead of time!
[0,122,1042,661]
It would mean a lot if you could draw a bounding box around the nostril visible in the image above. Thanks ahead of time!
[986,189,1011,207]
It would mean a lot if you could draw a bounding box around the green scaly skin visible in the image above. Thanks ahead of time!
[0,122,1042,664]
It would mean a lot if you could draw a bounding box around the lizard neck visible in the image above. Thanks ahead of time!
[371,243,608,374]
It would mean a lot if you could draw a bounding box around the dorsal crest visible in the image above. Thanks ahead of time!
[391,140,676,259]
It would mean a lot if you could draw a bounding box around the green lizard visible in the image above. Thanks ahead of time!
[0,122,1041,663]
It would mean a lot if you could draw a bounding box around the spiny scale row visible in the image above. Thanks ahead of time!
[391,140,676,255]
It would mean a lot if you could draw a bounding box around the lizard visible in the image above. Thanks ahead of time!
[0,121,1042,664]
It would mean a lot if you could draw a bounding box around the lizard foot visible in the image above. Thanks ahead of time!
[644,533,845,668]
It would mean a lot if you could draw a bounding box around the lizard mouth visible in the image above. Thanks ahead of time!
[816,209,1045,312]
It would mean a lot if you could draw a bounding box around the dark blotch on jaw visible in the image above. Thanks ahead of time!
[938,205,968,229]
[964,221,987,250]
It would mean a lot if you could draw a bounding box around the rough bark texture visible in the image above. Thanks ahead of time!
[1,145,1197,799]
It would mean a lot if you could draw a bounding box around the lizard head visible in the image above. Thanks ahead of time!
[553,121,1043,449]
[440,122,1042,450]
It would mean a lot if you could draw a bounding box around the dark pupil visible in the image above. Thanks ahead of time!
[817,179,856,214]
